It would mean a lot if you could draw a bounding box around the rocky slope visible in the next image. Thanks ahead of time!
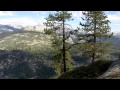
[98,60,120,79]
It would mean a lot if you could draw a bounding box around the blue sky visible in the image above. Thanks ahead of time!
[0,11,120,33]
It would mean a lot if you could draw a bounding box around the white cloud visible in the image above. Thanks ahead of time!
[108,14,120,21]
[0,17,38,26]
[32,11,47,15]
[0,16,46,26]
[71,11,120,22]
[0,11,13,16]
[71,11,83,20]
[36,16,46,24]
[107,11,120,21]
[106,11,120,32]
[33,11,83,19]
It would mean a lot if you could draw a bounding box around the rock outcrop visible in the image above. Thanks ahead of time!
[98,60,120,79]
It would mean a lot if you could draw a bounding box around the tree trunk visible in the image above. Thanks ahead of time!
[63,12,66,73]
[92,52,95,63]
[92,12,97,63]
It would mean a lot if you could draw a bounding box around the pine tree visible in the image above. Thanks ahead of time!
[44,11,73,75]
[79,11,113,63]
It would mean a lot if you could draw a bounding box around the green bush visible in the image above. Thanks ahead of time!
[58,60,112,79]
[44,29,53,35]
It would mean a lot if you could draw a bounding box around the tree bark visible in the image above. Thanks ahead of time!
[92,12,97,63]
[63,12,66,73]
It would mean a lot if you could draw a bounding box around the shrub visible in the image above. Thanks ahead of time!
[44,29,53,35]
[58,60,112,79]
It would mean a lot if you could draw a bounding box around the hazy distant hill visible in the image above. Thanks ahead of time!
[24,24,44,32]
[0,24,44,34]
[107,33,120,52]
[0,24,22,34]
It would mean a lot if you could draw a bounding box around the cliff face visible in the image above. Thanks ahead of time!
[98,60,120,79]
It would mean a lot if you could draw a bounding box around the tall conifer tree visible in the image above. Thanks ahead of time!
[79,11,113,62]
[44,11,73,75]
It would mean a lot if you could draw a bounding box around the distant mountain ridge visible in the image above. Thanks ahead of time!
[0,24,119,37]
[0,24,120,50]
[0,24,22,33]
[113,32,120,39]
[0,24,44,34]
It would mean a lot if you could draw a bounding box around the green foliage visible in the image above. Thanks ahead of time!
[58,60,112,79]
[52,51,73,76]
[44,29,53,35]
[44,11,73,75]
[51,34,63,50]
[66,51,73,70]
